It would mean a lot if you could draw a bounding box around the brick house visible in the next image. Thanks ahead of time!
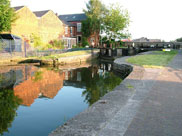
[59,13,87,44]
[59,13,100,47]
[33,10,64,44]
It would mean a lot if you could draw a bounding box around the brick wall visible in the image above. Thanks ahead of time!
[11,6,39,50]
[38,11,64,44]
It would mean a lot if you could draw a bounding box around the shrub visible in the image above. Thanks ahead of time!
[31,34,42,48]
[82,37,89,47]
[49,39,65,49]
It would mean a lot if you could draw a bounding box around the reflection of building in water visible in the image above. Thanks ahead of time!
[64,66,99,82]
[99,62,113,72]
[0,64,102,106]
[14,69,65,106]
[0,66,37,89]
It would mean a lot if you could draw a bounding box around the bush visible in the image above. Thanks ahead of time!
[72,44,83,49]
[31,34,42,48]
[49,39,65,49]
[82,37,89,47]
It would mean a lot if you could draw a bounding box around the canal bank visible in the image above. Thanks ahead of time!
[49,50,182,136]
[0,50,99,66]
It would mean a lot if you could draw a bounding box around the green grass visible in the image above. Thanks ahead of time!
[127,50,178,67]
[126,83,134,89]
[39,50,92,60]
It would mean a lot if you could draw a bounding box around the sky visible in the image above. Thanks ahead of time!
[11,0,182,41]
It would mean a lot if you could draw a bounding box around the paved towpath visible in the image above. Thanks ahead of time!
[124,50,182,136]
[50,50,182,136]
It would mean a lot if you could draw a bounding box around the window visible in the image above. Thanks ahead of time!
[70,27,73,36]
[65,27,68,35]
[77,23,81,32]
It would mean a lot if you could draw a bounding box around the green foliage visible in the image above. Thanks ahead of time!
[82,17,92,38]
[176,37,182,42]
[80,67,122,105]
[82,0,106,41]
[82,37,89,47]
[48,39,65,49]
[82,1,130,45]
[0,89,22,135]
[103,4,130,41]
[31,34,42,48]
[72,45,82,49]
[0,0,16,32]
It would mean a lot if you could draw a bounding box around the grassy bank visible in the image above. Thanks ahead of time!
[39,50,93,60]
[127,50,178,67]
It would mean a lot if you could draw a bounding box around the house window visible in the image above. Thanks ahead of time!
[65,27,68,35]
[77,23,81,32]
[70,27,73,36]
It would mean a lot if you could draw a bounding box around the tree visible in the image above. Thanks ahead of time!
[176,37,182,42]
[0,89,22,135]
[0,0,16,32]
[82,0,107,46]
[79,67,122,105]
[103,4,130,43]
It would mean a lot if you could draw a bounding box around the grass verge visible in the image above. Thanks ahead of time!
[127,50,178,67]
[39,50,92,60]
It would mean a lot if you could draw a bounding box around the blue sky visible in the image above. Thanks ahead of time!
[11,0,182,41]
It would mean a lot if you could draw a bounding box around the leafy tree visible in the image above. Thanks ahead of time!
[176,37,182,42]
[103,4,130,43]
[82,0,107,46]
[0,0,16,32]
[0,89,22,135]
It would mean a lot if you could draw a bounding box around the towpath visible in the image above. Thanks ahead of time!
[49,50,182,136]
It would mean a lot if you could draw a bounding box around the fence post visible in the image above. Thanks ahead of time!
[10,40,12,58]
[24,41,27,57]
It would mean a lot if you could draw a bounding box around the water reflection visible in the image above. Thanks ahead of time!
[14,68,64,106]
[0,62,130,136]
[0,89,22,135]
[66,66,122,105]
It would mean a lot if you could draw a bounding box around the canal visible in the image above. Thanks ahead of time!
[0,61,130,136]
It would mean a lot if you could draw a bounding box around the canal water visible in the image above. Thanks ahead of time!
[0,62,130,136]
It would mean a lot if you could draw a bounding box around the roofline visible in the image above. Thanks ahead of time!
[33,10,52,18]
[59,13,85,16]
[13,6,25,12]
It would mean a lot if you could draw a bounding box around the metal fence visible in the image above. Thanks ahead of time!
[0,34,22,59]
[0,40,22,53]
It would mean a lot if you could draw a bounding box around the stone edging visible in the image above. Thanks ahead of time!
[41,52,99,66]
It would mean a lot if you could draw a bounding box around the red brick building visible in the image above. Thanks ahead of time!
[58,13,87,44]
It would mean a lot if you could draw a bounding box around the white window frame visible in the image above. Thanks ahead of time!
[65,26,68,35]
[77,23,81,32]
